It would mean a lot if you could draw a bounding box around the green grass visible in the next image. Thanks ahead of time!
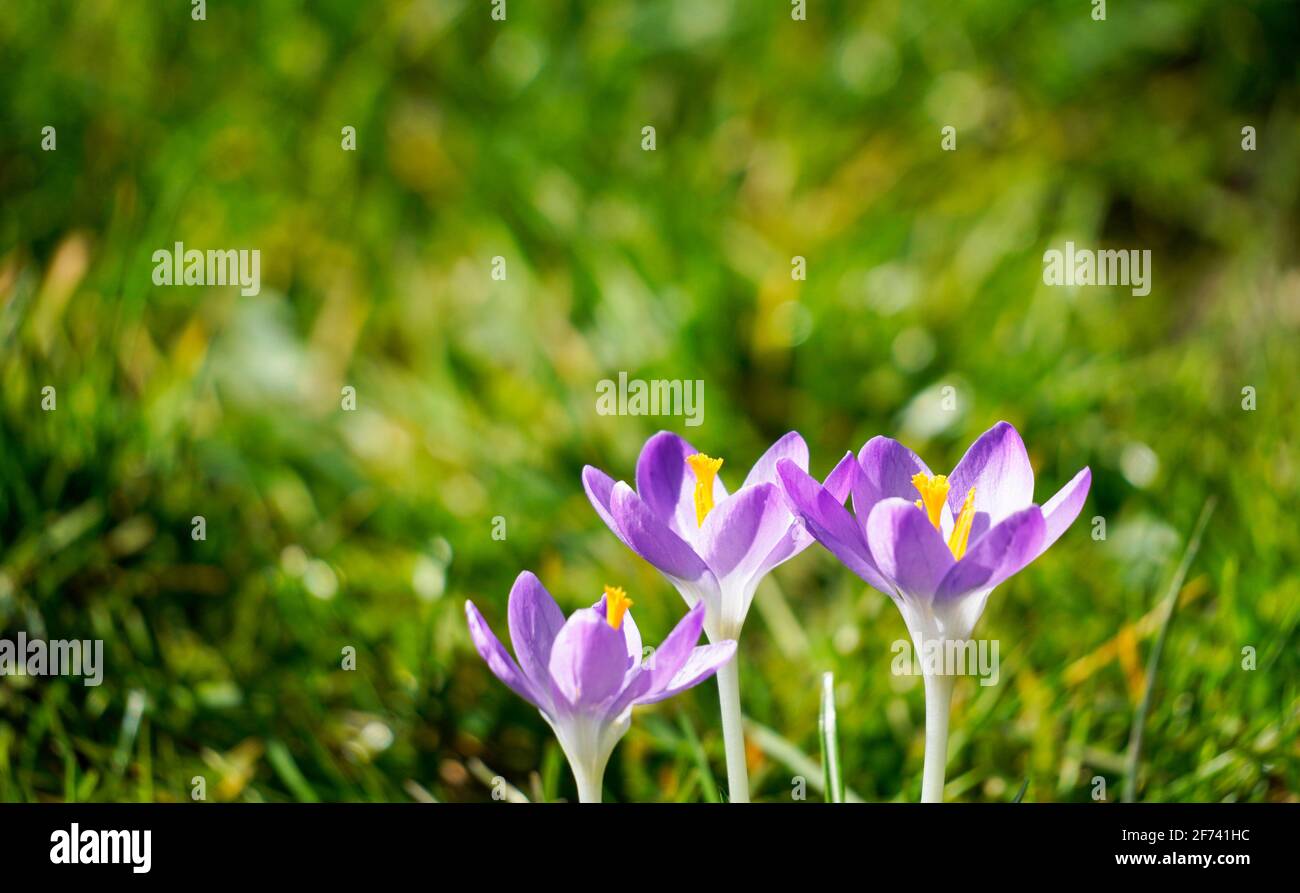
[1,0,1297,803]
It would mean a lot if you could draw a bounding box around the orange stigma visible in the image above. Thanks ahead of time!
[687,453,724,526]
[603,585,633,630]
[912,472,977,559]
[947,486,977,560]
[911,472,950,528]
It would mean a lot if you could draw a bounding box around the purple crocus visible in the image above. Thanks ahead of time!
[776,421,1091,801]
[465,571,736,802]
[583,431,854,802]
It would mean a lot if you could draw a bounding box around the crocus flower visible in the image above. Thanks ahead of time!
[583,431,854,802]
[776,421,1091,802]
[464,571,736,802]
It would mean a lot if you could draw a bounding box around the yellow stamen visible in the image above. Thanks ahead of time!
[910,472,950,530]
[687,453,724,526]
[603,585,634,630]
[947,487,977,560]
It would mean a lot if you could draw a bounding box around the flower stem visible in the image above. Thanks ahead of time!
[574,767,603,804]
[921,671,955,803]
[715,655,751,803]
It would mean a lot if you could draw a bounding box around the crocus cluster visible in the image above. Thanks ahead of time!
[465,421,1089,803]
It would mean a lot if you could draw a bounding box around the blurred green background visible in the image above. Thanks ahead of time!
[1,0,1297,803]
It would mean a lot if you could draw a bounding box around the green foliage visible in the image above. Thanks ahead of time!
[1,0,1296,802]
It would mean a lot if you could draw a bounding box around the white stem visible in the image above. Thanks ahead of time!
[548,711,623,804]
[921,671,955,803]
[715,655,750,803]
[573,763,603,804]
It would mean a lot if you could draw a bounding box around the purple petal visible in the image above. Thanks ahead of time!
[637,641,737,705]
[465,600,543,709]
[634,431,723,541]
[507,572,567,693]
[695,482,793,584]
[936,506,1046,602]
[548,608,631,710]
[864,498,955,600]
[620,609,643,668]
[770,451,854,557]
[650,601,707,679]
[821,451,857,504]
[946,421,1035,538]
[609,482,713,583]
[749,522,812,580]
[583,465,628,547]
[777,459,893,593]
[1038,467,1091,556]
[855,436,935,510]
[611,601,707,711]
[741,431,809,490]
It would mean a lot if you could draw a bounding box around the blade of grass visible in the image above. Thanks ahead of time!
[402,778,437,803]
[1122,497,1216,802]
[672,770,701,803]
[63,748,77,803]
[818,672,844,803]
[111,689,145,779]
[267,739,320,803]
[1012,777,1029,802]
[745,718,865,803]
[677,713,721,803]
